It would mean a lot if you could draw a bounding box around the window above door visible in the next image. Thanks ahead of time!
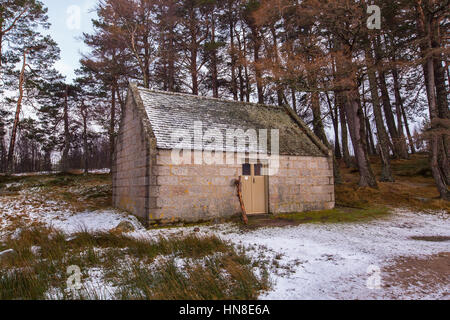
[242,163,251,176]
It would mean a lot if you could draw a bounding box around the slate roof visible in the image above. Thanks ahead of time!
[131,85,328,157]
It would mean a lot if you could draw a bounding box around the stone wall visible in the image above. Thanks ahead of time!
[268,156,334,213]
[148,150,334,223]
[112,94,152,222]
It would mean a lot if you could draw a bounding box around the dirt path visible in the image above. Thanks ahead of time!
[382,252,449,299]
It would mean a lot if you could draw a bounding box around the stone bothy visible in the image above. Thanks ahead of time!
[112,84,335,225]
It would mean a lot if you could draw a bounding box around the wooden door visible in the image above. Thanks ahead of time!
[241,163,267,214]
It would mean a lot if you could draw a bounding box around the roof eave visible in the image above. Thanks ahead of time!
[282,105,333,157]
[129,83,157,145]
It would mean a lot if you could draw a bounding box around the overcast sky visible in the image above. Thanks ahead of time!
[43,0,98,82]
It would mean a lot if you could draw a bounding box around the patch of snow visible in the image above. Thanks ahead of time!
[44,210,144,234]
[88,168,111,174]
[4,182,22,189]
[11,171,56,177]
[30,246,41,255]
[0,191,144,237]
[45,287,64,300]
[0,249,14,256]
[2,168,109,177]
[78,267,116,299]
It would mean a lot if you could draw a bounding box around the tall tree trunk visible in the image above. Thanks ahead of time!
[110,81,116,169]
[143,33,151,89]
[311,91,327,144]
[82,102,88,174]
[167,24,175,91]
[191,47,198,95]
[166,1,176,92]
[417,1,450,200]
[366,48,395,181]
[337,92,352,168]
[446,61,450,90]
[7,49,28,174]
[291,88,297,114]
[392,67,417,154]
[210,13,219,98]
[310,87,342,184]
[374,37,408,159]
[325,92,341,159]
[365,116,377,156]
[391,68,409,159]
[0,131,5,172]
[236,28,245,102]
[400,102,416,154]
[361,82,376,156]
[242,28,251,103]
[44,148,52,172]
[31,143,35,172]
[431,26,450,184]
[426,57,449,200]
[0,8,4,69]
[238,64,245,102]
[61,85,70,173]
[378,71,406,159]
[251,26,264,104]
[344,87,378,188]
[0,23,3,69]
[269,25,283,106]
[229,7,238,101]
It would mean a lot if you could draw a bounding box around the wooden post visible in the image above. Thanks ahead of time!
[235,176,248,225]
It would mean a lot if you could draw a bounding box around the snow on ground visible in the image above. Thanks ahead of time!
[88,168,111,174]
[0,189,143,237]
[132,209,450,300]
[0,187,448,299]
[10,171,56,177]
[221,209,449,300]
[46,210,143,234]
[0,168,110,177]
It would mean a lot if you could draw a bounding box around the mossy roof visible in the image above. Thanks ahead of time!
[133,86,327,157]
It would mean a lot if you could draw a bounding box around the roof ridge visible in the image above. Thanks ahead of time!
[135,84,283,110]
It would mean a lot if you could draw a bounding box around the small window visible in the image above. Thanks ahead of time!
[254,163,262,176]
[242,163,251,176]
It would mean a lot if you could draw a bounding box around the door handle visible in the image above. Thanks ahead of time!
[253,177,255,183]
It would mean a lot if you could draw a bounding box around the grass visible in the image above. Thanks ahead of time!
[275,206,391,224]
[0,226,270,300]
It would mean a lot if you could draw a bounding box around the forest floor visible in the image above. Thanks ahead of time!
[0,154,448,300]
